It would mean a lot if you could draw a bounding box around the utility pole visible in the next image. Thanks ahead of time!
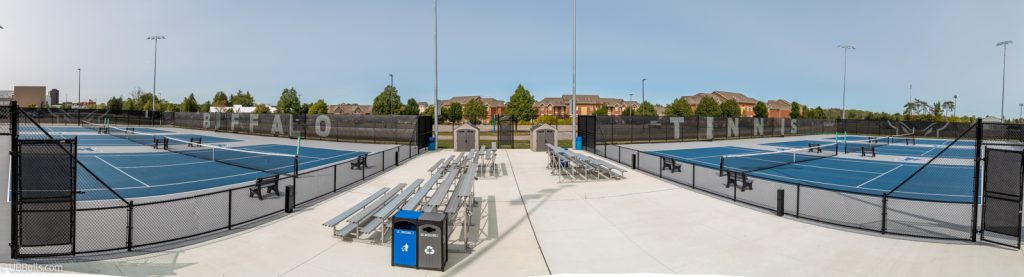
[77,68,81,107]
[997,40,1013,121]
[147,35,166,118]
[571,0,577,149]
[433,0,439,143]
[953,95,957,117]
[641,78,646,104]
[837,44,855,120]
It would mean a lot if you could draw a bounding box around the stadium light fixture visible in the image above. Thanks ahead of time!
[997,40,1012,122]
[147,35,166,118]
[837,44,855,120]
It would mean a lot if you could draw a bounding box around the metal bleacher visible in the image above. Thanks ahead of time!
[546,143,625,182]
[325,150,479,250]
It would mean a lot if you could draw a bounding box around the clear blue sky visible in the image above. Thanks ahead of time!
[1,0,1020,117]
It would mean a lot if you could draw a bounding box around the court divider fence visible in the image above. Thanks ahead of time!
[590,119,984,242]
[9,102,426,258]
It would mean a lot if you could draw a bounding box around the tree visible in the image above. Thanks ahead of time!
[402,98,421,115]
[789,101,802,118]
[665,98,693,117]
[942,101,956,116]
[636,101,657,116]
[213,91,229,107]
[719,99,741,117]
[275,88,301,114]
[230,90,255,107]
[163,103,179,112]
[181,93,199,112]
[199,101,212,113]
[371,85,402,115]
[446,102,463,123]
[106,97,124,111]
[421,105,435,117]
[254,104,271,114]
[506,84,538,121]
[695,96,721,117]
[124,98,137,111]
[308,99,328,114]
[622,107,635,116]
[464,98,488,124]
[593,104,609,116]
[930,101,943,119]
[753,101,768,118]
[298,103,311,114]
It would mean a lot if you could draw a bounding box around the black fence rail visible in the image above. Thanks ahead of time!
[589,119,984,242]
[588,116,838,146]
[19,108,171,127]
[9,102,426,258]
[171,112,430,147]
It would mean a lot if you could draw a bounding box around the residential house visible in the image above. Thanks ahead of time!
[767,99,792,118]
[417,102,429,114]
[680,91,760,117]
[439,96,506,119]
[533,95,638,116]
[328,103,371,115]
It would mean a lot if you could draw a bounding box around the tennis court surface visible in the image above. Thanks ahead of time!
[77,144,365,200]
[650,146,974,202]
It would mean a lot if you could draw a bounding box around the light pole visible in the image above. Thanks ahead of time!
[147,35,165,118]
[953,95,957,117]
[997,40,1013,122]
[1019,103,1022,122]
[571,0,577,149]
[389,74,394,87]
[641,78,646,104]
[837,44,855,120]
[77,68,81,108]
[433,0,439,142]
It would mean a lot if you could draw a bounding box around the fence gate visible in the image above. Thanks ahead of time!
[498,117,516,149]
[12,139,78,258]
[578,116,596,151]
[981,148,1024,248]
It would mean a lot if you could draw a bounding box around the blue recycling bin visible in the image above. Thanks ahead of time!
[575,136,583,150]
[428,136,436,151]
[392,210,422,268]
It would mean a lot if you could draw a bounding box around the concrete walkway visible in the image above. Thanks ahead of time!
[39,149,1024,276]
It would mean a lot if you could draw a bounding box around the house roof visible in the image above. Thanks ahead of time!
[711,91,759,104]
[561,94,601,104]
[681,93,724,105]
[328,104,371,115]
[766,99,791,110]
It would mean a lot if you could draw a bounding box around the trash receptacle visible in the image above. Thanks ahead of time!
[417,212,448,271]
[392,210,422,268]
[575,136,583,150]
[428,136,436,151]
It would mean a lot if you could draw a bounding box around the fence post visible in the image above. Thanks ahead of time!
[9,102,18,258]
[127,201,134,252]
[228,190,233,230]
[971,118,982,241]
[881,195,888,234]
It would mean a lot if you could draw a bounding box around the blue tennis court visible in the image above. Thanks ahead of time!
[77,144,365,200]
[650,146,975,202]
[829,135,976,147]
[764,140,975,159]
[75,134,239,147]
[23,126,172,134]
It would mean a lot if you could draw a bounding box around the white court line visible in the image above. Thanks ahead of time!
[919,146,938,157]
[740,156,887,175]
[82,152,363,191]
[94,156,150,187]
[857,165,903,188]
[658,152,972,199]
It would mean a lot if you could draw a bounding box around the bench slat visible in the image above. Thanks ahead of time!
[403,171,442,211]
[374,179,423,218]
[322,187,388,227]
[350,184,406,224]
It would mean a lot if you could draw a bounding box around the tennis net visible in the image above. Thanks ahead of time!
[82,121,107,134]
[720,142,838,174]
[109,126,161,148]
[105,125,298,177]
[163,136,298,177]
[843,133,915,154]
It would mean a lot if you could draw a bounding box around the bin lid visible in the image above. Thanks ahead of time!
[418,212,446,223]
[394,210,422,220]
